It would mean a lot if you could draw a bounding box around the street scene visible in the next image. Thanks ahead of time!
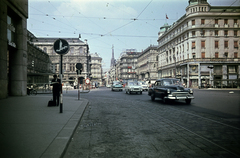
[63,88,240,158]
[1,0,240,157]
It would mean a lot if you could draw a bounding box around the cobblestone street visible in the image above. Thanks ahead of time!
[63,88,240,158]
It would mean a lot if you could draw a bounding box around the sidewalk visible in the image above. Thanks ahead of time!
[0,95,89,158]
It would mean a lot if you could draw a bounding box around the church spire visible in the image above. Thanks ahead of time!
[110,45,116,67]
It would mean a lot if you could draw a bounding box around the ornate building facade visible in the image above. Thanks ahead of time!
[157,0,240,88]
[32,38,91,87]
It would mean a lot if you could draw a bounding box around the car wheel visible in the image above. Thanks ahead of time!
[185,99,191,104]
[151,93,155,101]
[162,97,168,104]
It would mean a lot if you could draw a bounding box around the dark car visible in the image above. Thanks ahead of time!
[148,78,194,104]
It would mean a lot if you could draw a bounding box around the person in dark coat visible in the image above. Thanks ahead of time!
[51,74,61,106]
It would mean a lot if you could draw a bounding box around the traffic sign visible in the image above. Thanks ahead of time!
[53,39,69,55]
[85,78,90,85]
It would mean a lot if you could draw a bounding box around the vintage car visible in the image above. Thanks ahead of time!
[125,82,143,94]
[148,78,194,104]
[138,81,148,91]
[111,81,123,91]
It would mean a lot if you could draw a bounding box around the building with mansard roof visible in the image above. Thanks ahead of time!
[157,0,240,88]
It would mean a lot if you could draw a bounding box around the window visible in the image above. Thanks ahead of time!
[234,41,238,49]
[215,30,218,36]
[215,52,219,58]
[192,20,195,26]
[224,30,228,36]
[192,31,195,37]
[192,41,195,49]
[201,41,205,48]
[201,30,205,36]
[201,52,205,58]
[215,41,219,48]
[224,52,228,58]
[224,41,228,48]
[215,19,218,24]
[224,19,228,25]
[201,19,205,25]
[192,53,196,58]
[234,30,237,36]
[228,66,237,73]
[234,19,237,24]
[234,52,238,58]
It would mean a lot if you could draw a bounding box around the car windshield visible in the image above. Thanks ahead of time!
[162,79,181,86]
[138,81,146,85]
[113,81,121,85]
[128,82,138,86]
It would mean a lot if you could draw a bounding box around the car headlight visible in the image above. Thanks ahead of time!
[167,89,171,94]
[189,89,193,94]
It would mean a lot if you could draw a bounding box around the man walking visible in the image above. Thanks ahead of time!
[51,74,61,106]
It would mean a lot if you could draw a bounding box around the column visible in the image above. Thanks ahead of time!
[10,18,27,96]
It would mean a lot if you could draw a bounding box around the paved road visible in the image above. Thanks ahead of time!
[63,88,240,158]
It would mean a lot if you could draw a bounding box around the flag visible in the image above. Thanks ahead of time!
[166,14,169,19]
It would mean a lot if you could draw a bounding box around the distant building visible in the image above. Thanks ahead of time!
[90,53,103,86]
[157,0,240,88]
[117,49,141,82]
[32,38,91,87]
[137,45,158,83]
[27,32,52,86]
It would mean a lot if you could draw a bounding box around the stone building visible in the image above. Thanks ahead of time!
[117,49,141,82]
[27,32,52,86]
[90,53,103,86]
[32,38,91,87]
[0,0,28,99]
[137,45,158,83]
[157,0,240,88]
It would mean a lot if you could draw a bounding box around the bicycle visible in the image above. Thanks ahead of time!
[27,88,37,95]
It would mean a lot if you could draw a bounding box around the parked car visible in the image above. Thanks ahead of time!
[148,78,194,104]
[138,81,148,91]
[111,81,123,91]
[125,82,143,94]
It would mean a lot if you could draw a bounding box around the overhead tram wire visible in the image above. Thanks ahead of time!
[47,1,79,33]
[29,6,79,36]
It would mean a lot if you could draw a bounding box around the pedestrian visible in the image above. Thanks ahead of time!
[51,74,61,106]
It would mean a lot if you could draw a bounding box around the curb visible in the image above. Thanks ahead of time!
[40,99,89,158]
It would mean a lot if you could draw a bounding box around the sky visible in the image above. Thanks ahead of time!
[27,0,240,72]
